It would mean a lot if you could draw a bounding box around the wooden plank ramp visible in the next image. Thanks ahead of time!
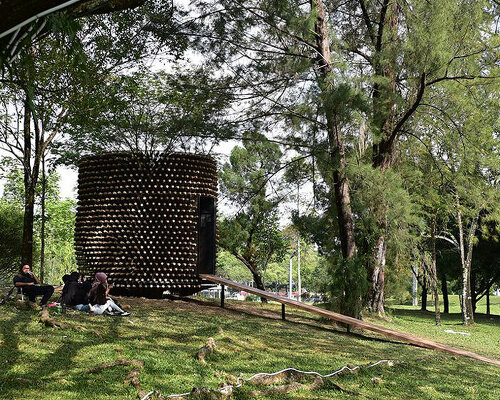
[200,274,500,367]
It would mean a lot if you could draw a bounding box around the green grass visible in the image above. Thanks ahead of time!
[0,295,499,400]
[390,293,500,315]
[375,295,500,360]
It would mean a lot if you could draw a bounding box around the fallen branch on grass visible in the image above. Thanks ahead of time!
[196,337,216,363]
[86,359,146,399]
[146,359,395,400]
[124,366,148,399]
[171,386,232,400]
[250,376,325,396]
[38,308,91,333]
[246,368,357,395]
[16,300,39,310]
[39,307,67,328]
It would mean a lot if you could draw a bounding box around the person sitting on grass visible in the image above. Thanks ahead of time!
[61,271,92,312]
[13,264,54,306]
[88,272,129,316]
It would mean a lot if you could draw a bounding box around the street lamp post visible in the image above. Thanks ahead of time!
[289,250,296,299]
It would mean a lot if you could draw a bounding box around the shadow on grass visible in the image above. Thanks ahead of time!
[0,312,24,374]
[0,306,135,400]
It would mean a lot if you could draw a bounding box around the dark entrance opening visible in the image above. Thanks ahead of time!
[197,196,216,274]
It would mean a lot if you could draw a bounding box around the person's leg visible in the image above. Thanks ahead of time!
[74,304,91,312]
[21,286,37,302]
[92,300,112,315]
[107,299,130,316]
[107,299,125,313]
[39,285,54,305]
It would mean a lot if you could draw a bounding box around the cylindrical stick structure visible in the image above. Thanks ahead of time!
[75,152,217,297]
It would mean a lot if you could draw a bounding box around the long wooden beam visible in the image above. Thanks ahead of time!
[200,274,500,367]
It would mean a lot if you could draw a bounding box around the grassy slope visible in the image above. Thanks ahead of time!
[0,295,498,400]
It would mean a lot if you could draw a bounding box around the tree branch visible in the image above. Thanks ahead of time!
[358,0,376,46]
[390,72,426,141]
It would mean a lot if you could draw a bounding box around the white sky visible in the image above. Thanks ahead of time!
[57,165,78,200]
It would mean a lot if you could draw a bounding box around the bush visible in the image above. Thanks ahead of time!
[0,202,23,284]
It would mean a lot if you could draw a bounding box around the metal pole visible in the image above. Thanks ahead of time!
[289,251,295,299]
[282,303,286,320]
[221,285,225,308]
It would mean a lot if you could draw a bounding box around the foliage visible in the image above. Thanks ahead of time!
[183,0,499,318]
[2,168,60,207]
[215,250,253,283]
[43,199,77,284]
[348,160,422,258]
[0,2,193,266]
[0,168,77,284]
[54,68,236,163]
[0,202,24,283]
[401,76,500,324]
[218,133,288,290]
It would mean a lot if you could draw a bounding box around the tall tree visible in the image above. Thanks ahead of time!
[402,74,499,325]
[186,0,367,316]
[218,132,288,297]
[0,200,24,283]
[0,19,94,266]
[0,166,63,281]
[0,3,187,266]
[186,0,498,317]
[337,0,498,314]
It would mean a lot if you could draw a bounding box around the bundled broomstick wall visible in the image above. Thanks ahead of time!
[75,152,217,297]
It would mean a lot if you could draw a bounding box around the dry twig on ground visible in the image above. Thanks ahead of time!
[196,337,216,363]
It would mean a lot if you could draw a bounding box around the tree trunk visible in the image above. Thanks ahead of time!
[421,284,428,311]
[486,288,490,317]
[21,96,34,267]
[430,217,441,326]
[369,234,386,314]
[456,195,474,326]
[40,155,46,283]
[367,2,400,316]
[235,253,268,304]
[441,274,449,314]
[460,263,474,325]
[311,0,358,318]
[21,197,35,266]
[250,268,268,303]
[471,271,477,314]
[312,0,357,260]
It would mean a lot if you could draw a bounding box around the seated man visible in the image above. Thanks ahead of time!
[13,264,54,306]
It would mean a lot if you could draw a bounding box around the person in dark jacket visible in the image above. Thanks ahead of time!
[88,272,129,316]
[61,271,92,311]
[13,264,54,306]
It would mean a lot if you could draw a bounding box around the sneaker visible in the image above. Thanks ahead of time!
[120,311,130,317]
[104,309,121,316]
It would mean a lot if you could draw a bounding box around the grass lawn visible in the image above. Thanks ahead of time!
[378,294,500,360]
[0,294,498,400]
[389,293,500,315]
